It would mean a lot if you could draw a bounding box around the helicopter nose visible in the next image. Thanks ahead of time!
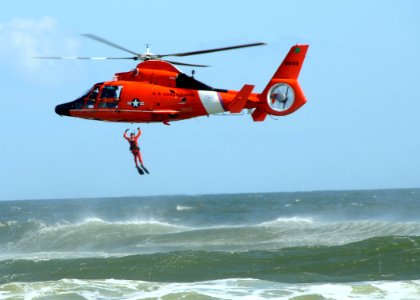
[55,103,70,116]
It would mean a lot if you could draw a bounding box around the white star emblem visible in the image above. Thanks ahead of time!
[130,99,140,108]
[128,98,142,108]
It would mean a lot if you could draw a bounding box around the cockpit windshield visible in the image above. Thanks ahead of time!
[79,83,104,99]
[80,83,124,109]
[82,83,103,109]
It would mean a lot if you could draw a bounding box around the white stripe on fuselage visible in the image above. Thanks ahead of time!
[198,91,225,115]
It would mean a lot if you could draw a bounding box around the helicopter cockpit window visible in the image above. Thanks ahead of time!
[98,85,123,108]
[85,86,100,108]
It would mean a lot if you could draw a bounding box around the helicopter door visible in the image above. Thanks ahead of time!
[98,85,123,108]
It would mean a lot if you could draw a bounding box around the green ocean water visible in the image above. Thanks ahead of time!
[0,189,419,299]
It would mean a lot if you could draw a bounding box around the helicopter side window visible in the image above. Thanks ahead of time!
[85,86,100,108]
[98,85,123,108]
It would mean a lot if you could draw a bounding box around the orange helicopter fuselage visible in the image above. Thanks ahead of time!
[55,45,309,124]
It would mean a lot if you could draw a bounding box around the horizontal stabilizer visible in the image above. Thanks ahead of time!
[229,84,254,113]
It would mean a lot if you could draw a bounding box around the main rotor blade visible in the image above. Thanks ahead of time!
[164,60,209,67]
[33,56,139,60]
[81,33,141,57]
[160,42,266,58]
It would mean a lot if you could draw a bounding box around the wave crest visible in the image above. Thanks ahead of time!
[2,217,420,256]
[1,236,420,285]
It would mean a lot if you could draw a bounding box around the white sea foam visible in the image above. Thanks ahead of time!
[1,279,420,300]
[0,217,193,257]
[35,217,190,236]
[176,205,194,211]
[0,221,18,227]
[259,216,315,226]
[3,215,420,258]
[69,217,187,228]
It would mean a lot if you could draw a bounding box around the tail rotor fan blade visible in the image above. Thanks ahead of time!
[283,86,290,109]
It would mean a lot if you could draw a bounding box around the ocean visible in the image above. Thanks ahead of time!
[0,189,419,299]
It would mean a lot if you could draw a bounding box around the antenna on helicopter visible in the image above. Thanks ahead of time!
[145,44,151,55]
[191,70,196,78]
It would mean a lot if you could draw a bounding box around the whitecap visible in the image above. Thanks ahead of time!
[259,217,314,226]
[176,205,194,211]
[2,279,420,300]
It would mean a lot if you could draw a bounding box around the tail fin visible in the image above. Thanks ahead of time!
[253,45,309,121]
[270,45,308,80]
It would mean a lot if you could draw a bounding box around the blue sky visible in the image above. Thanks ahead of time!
[0,0,419,200]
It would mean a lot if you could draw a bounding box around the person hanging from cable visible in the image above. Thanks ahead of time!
[123,128,149,175]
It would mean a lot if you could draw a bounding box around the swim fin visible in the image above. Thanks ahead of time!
[141,165,150,174]
[136,166,144,175]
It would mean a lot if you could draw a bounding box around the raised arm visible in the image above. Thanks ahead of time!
[135,128,142,139]
[123,129,129,140]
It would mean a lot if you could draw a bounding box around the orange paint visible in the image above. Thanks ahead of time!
[55,45,309,124]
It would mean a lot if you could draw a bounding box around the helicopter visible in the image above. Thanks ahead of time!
[48,34,309,125]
